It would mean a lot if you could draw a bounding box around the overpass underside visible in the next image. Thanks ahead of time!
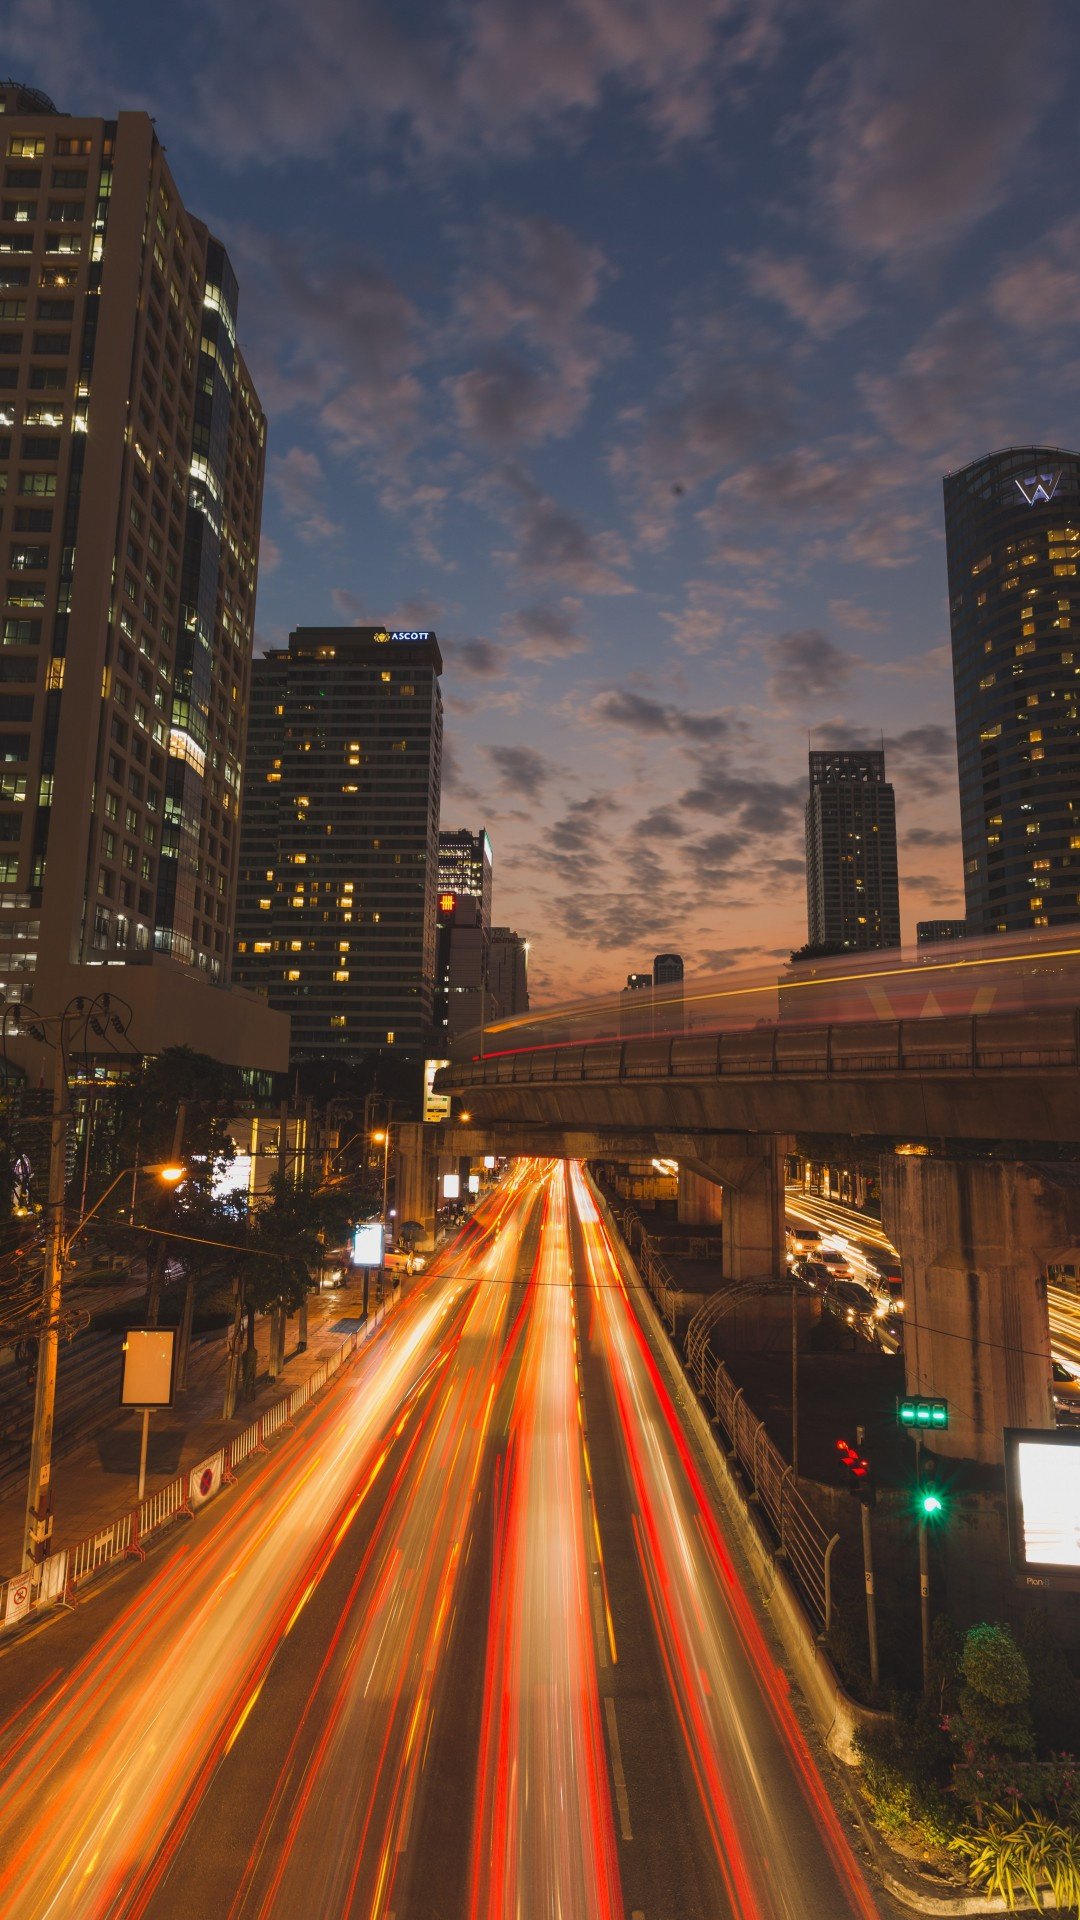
[425,1017,1080,1467]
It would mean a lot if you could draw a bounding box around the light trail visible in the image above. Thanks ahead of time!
[469,1160,623,1920]
[570,1160,882,1920]
[0,1182,522,1920]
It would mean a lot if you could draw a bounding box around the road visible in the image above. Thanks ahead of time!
[0,1160,891,1919]
[787,1183,1080,1378]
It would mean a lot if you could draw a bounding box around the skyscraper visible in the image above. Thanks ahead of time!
[943,446,1080,935]
[488,927,529,1018]
[805,750,901,952]
[652,953,683,985]
[234,626,443,1063]
[0,83,284,1072]
[438,827,492,929]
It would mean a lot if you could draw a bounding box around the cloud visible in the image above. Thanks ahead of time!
[495,467,633,594]
[859,306,1011,458]
[809,0,1059,264]
[442,636,510,678]
[632,807,688,841]
[269,447,342,542]
[904,826,955,848]
[586,689,741,742]
[764,629,859,704]
[502,599,590,660]
[185,0,782,168]
[486,743,554,798]
[550,795,619,852]
[886,724,956,781]
[741,251,865,338]
[828,599,886,634]
[258,535,282,576]
[990,215,1080,337]
[678,764,806,836]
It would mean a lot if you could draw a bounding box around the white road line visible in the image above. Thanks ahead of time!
[603,1694,633,1841]
[591,1578,609,1667]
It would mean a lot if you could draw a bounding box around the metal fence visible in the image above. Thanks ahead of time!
[0,1291,400,1636]
[598,1185,838,1634]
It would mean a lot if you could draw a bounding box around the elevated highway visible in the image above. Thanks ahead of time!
[428,935,1080,1465]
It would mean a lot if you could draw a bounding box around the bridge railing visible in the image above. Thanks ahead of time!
[449,1007,1080,1089]
[611,1204,678,1334]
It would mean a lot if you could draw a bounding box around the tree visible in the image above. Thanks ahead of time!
[950,1623,1035,1819]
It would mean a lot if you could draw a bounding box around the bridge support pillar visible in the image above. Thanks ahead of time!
[677,1166,723,1228]
[879,1156,1074,1465]
[681,1135,787,1282]
[395,1121,439,1249]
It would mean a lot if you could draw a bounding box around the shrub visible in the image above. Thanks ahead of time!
[950,1806,1080,1911]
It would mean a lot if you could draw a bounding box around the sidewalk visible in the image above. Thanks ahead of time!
[0,1278,381,1575]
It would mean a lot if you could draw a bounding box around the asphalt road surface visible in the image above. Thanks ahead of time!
[0,1160,896,1919]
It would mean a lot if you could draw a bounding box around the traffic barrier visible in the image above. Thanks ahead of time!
[139,1472,189,1543]
[0,1289,406,1637]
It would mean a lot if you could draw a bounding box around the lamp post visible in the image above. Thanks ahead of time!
[22,1150,184,1570]
[371,1103,393,1308]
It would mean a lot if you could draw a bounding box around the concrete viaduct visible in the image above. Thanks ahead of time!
[395,1006,1080,1466]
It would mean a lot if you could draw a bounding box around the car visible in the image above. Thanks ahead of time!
[817,1247,855,1281]
[787,1224,823,1257]
[797,1259,832,1289]
[1052,1359,1080,1422]
[823,1278,880,1337]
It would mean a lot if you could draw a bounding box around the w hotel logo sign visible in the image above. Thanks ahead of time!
[1015,469,1062,505]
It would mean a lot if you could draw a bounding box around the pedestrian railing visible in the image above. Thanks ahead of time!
[0,1289,402,1637]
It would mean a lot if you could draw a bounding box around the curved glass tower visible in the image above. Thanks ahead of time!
[944,447,1080,934]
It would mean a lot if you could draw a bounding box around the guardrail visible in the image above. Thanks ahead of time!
[610,1203,679,1334]
[0,1287,401,1637]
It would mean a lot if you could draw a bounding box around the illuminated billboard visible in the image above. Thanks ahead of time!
[120,1328,176,1408]
[424,1058,451,1124]
[352,1222,384,1267]
[443,1172,460,1200]
[1004,1429,1080,1589]
[468,1172,480,1193]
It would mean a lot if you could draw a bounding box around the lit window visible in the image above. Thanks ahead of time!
[253,940,270,953]
[979,724,1001,740]
[381,671,391,683]
[292,853,306,864]
[333,969,349,982]
[289,939,302,951]
[330,1014,346,1027]
[386,1030,394,1044]
[286,968,300,981]
[258,897,270,909]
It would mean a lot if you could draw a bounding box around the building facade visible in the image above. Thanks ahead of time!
[0,83,283,1073]
[944,446,1080,935]
[234,626,443,1063]
[434,889,486,1040]
[805,750,901,952]
[438,827,492,929]
[916,919,968,945]
[653,953,683,985]
[488,926,529,1018]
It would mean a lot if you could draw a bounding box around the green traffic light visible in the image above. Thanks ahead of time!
[921,1491,943,1515]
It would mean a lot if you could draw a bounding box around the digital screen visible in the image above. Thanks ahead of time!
[443,1172,460,1200]
[120,1328,176,1408]
[483,1155,495,1169]
[1005,1429,1080,1586]
[352,1222,384,1267]
[468,1173,480,1193]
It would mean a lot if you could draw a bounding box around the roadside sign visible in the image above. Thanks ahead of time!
[898,1396,948,1430]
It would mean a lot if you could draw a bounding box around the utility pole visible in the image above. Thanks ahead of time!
[916,1433,931,1693]
[856,1425,879,1694]
[22,1041,67,1569]
[791,1279,799,1480]
[146,1102,185,1328]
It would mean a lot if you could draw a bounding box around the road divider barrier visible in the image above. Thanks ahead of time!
[0,1288,401,1637]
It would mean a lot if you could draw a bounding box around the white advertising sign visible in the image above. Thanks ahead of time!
[120,1328,176,1408]
[443,1172,460,1200]
[352,1221,385,1267]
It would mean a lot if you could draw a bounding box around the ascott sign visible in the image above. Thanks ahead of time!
[390,629,432,641]
[1004,1429,1080,1589]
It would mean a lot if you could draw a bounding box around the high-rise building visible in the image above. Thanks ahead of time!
[234,625,443,1063]
[653,953,683,985]
[438,827,492,929]
[916,919,968,945]
[488,926,529,1018]
[805,750,901,952]
[943,446,1080,935]
[0,83,284,1074]
[434,889,487,1039]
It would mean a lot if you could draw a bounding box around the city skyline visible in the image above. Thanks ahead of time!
[13,3,1080,1002]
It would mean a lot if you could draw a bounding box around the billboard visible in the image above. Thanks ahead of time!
[468,1173,480,1193]
[443,1172,460,1200]
[1004,1429,1080,1589]
[424,1058,451,1124]
[120,1328,176,1408]
[352,1222,385,1267]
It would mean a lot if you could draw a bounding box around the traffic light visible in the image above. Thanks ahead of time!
[917,1453,945,1520]
[837,1436,876,1506]
[898,1395,948,1431]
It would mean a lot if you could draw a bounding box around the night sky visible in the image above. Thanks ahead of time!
[12,0,1080,1000]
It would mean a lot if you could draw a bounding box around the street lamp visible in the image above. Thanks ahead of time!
[23,1157,187,1570]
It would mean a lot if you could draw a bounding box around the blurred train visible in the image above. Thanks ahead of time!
[451,929,1080,1063]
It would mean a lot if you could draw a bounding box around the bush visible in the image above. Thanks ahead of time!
[950,1805,1080,1911]
[857,1718,959,1851]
